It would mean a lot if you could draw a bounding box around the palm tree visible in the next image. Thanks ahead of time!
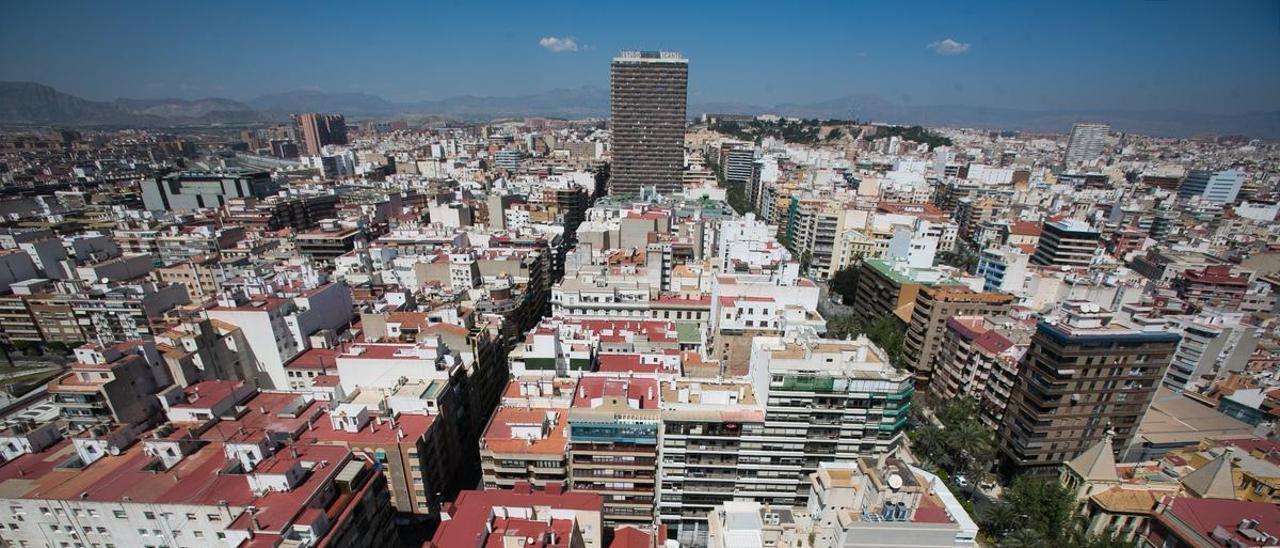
[978,503,1020,540]
[999,528,1045,548]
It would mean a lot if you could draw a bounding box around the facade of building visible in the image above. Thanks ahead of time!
[1179,168,1244,204]
[748,332,915,507]
[567,376,662,530]
[1030,219,1101,267]
[902,285,1014,387]
[658,380,766,545]
[932,316,1028,429]
[1064,123,1109,167]
[998,301,1180,477]
[609,51,688,195]
[140,170,278,211]
[293,112,349,156]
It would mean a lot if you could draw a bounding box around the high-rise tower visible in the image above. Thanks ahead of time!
[1063,122,1109,167]
[293,113,349,156]
[609,51,688,195]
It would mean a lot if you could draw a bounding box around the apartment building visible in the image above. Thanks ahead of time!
[48,341,171,427]
[658,379,766,545]
[931,316,1032,429]
[902,285,1014,387]
[849,258,952,325]
[1173,264,1250,311]
[0,437,396,548]
[748,331,915,506]
[609,51,688,195]
[998,301,1180,477]
[428,486,605,548]
[567,376,662,530]
[480,406,571,492]
[1030,219,1100,267]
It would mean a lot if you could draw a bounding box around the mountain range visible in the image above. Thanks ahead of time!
[1,81,1276,138]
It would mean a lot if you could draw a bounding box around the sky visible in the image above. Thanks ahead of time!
[2,0,1278,114]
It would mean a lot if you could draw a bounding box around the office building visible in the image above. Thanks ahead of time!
[998,301,1180,477]
[1030,219,1101,268]
[609,51,688,195]
[1179,169,1244,204]
[1063,123,1109,167]
[293,112,349,156]
[140,169,279,211]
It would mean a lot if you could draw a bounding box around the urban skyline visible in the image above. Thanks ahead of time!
[0,6,1278,548]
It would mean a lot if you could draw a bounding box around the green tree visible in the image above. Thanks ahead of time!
[978,502,1021,539]
[828,264,861,305]
[909,398,996,486]
[999,528,1046,548]
[999,476,1077,545]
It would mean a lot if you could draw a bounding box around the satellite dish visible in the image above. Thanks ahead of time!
[888,474,903,490]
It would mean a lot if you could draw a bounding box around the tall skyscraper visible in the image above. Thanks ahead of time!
[293,112,349,156]
[1063,122,1109,167]
[609,51,688,195]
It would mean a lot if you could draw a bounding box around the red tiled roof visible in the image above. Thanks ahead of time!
[428,489,602,548]
[573,376,659,409]
[1159,498,1280,546]
[1010,221,1042,237]
[597,354,659,374]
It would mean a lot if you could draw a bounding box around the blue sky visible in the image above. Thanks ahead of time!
[2,0,1277,113]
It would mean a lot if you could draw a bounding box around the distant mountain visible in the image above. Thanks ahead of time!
[114,97,253,118]
[2,81,1276,138]
[0,82,275,126]
[0,81,133,125]
[245,86,610,121]
[410,86,609,120]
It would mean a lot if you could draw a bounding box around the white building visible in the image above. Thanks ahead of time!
[204,282,354,389]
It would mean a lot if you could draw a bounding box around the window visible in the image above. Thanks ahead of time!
[143,512,156,520]
[113,511,127,519]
